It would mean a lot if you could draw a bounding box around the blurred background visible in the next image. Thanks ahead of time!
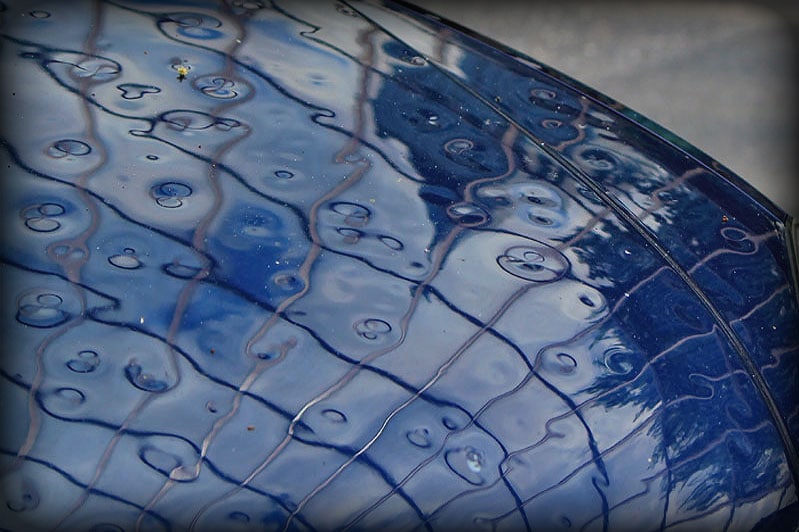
[412,1,798,218]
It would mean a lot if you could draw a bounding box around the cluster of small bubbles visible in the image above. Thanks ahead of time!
[16,291,69,328]
[29,10,51,18]
[70,57,121,82]
[406,427,432,448]
[445,446,486,485]
[150,181,192,208]
[330,201,370,227]
[444,138,474,155]
[117,83,161,100]
[22,202,65,233]
[47,139,91,158]
[108,248,143,270]
[446,202,490,227]
[321,408,347,423]
[353,318,392,341]
[196,75,247,100]
[274,169,294,179]
[125,361,170,392]
[497,244,569,282]
[67,349,100,373]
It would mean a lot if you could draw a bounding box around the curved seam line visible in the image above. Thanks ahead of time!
[351,0,799,486]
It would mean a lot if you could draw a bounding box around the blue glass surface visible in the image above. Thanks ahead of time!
[1,1,797,530]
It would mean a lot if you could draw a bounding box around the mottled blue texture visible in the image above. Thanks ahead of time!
[1,1,797,530]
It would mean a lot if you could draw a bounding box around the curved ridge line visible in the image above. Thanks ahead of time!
[350,0,799,486]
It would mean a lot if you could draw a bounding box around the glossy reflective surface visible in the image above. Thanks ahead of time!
[1,1,798,530]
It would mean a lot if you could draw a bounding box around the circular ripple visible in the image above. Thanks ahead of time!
[330,202,370,227]
[353,318,392,341]
[497,244,569,282]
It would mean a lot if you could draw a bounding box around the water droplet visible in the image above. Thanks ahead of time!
[67,349,100,373]
[321,408,347,423]
[117,83,161,100]
[336,4,358,16]
[163,260,202,279]
[195,75,250,100]
[139,444,184,479]
[70,57,121,82]
[29,10,51,18]
[47,139,91,158]
[108,247,143,270]
[330,201,370,227]
[336,227,363,244]
[721,226,755,253]
[541,119,562,129]
[274,170,294,179]
[146,154,159,161]
[442,416,459,431]
[580,148,616,171]
[445,446,486,485]
[164,12,224,40]
[530,88,556,100]
[150,181,192,208]
[5,478,40,512]
[271,272,303,292]
[497,244,569,282]
[125,361,170,392]
[444,138,474,155]
[206,401,219,413]
[446,202,490,227]
[603,348,634,375]
[229,511,250,522]
[22,202,65,232]
[406,427,432,448]
[353,318,392,341]
[88,524,124,532]
[377,235,404,250]
[16,290,69,328]
[231,0,265,10]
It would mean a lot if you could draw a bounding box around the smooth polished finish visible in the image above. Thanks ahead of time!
[1,1,797,530]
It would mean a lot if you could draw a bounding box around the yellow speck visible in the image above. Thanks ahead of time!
[175,65,189,77]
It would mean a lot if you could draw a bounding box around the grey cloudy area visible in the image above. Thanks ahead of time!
[415,0,798,217]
